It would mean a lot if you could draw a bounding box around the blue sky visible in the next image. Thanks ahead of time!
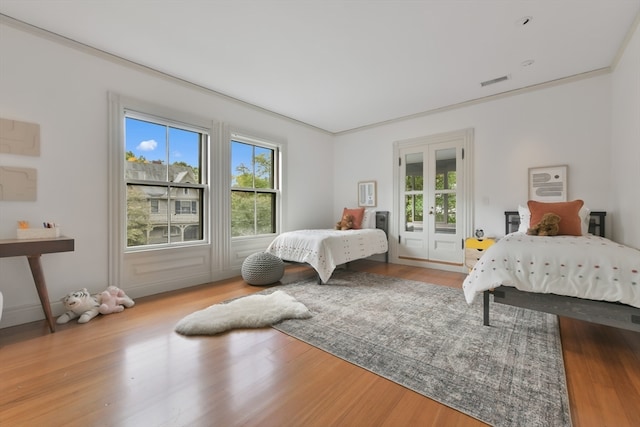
[125,117,255,181]
[125,117,200,168]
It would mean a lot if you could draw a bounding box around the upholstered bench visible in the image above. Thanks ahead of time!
[241,252,285,285]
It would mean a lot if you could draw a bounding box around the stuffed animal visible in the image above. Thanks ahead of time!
[57,288,101,324]
[527,212,561,236]
[335,214,355,230]
[98,286,135,315]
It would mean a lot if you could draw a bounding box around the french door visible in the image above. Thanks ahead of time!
[395,129,472,267]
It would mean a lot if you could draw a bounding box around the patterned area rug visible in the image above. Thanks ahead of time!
[266,270,571,427]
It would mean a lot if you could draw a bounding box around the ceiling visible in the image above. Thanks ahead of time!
[1,1,639,134]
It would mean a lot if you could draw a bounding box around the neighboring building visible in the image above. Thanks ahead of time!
[126,161,201,245]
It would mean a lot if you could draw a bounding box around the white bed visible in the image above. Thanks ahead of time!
[463,210,640,331]
[463,232,640,309]
[266,211,389,284]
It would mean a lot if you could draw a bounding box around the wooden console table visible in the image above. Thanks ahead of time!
[0,236,75,332]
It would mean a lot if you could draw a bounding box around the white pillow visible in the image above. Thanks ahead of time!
[517,205,530,233]
[579,205,590,235]
[361,209,377,229]
[518,204,591,235]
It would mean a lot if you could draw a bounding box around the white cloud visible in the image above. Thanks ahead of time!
[137,139,158,151]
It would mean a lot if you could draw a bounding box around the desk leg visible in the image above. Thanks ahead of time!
[27,254,56,332]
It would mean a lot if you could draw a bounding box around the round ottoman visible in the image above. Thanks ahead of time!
[241,252,285,285]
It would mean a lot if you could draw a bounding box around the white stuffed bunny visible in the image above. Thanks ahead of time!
[57,288,101,324]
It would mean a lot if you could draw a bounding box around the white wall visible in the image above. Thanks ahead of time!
[611,19,640,249]
[0,21,334,327]
[334,75,613,241]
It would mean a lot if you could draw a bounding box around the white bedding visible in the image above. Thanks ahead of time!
[462,233,640,308]
[266,228,388,283]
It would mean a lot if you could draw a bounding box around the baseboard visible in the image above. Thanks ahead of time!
[0,269,243,330]
[0,303,46,329]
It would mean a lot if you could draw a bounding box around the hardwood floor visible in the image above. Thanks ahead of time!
[1,260,638,427]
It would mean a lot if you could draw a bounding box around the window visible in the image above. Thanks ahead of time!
[231,137,279,237]
[174,200,197,214]
[124,113,208,248]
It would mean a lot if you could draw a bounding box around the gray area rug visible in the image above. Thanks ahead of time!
[265,270,571,427]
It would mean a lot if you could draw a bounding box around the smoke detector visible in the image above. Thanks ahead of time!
[516,16,533,26]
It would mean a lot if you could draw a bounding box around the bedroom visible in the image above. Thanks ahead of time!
[0,1,639,425]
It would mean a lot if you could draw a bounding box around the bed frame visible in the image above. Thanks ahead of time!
[482,210,640,332]
[376,211,390,263]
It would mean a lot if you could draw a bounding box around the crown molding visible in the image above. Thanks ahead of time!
[0,14,332,136]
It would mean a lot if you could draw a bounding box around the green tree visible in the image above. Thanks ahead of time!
[232,153,274,236]
[126,150,148,163]
[405,175,424,224]
[127,186,151,246]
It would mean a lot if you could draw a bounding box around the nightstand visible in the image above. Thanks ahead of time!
[465,238,495,271]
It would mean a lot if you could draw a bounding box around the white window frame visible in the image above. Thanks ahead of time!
[108,93,215,288]
[123,111,209,250]
[230,132,282,240]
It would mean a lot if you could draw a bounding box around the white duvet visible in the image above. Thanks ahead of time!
[463,233,640,308]
[266,228,388,283]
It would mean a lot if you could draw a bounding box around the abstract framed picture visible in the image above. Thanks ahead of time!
[358,181,377,207]
[528,165,567,202]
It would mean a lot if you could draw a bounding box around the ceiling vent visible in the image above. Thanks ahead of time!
[480,75,511,87]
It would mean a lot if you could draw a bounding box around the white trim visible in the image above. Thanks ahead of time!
[0,14,618,136]
[611,10,640,71]
[392,128,473,272]
[108,92,217,288]
[0,15,331,136]
[229,128,284,236]
[334,70,610,136]
[226,125,286,269]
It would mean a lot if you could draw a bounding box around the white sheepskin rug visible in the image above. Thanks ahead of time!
[175,290,311,336]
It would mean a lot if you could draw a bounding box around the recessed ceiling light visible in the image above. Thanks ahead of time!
[521,59,535,67]
[516,16,533,26]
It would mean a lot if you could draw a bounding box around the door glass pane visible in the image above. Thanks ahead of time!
[405,194,423,231]
[435,148,456,190]
[405,153,423,191]
[434,147,456,234]
[435,193,456,233]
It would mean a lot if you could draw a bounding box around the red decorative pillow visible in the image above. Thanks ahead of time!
[527,200,585,236]
[342,207,365,229]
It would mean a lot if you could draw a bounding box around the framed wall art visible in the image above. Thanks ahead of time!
[528,165,567,202]
[358,181,377,207]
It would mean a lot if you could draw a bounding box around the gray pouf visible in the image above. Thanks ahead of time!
[241,252,285,285]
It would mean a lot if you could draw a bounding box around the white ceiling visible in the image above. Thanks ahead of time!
[1,1,639,134]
